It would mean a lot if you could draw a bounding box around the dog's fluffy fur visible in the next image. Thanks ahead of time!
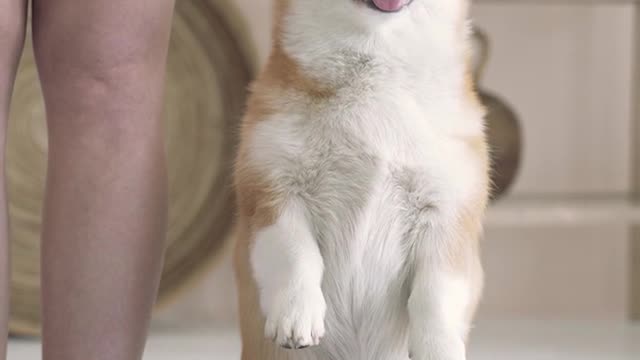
[233,0,489,359]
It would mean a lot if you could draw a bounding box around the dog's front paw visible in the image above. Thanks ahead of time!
[409,335,466,360]
[263,285,326,349]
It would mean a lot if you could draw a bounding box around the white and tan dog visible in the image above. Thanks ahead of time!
[233,0,489,359]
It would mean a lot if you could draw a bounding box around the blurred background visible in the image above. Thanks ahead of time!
[6,0,640,359]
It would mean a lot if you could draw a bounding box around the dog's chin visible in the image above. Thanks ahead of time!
[362,0,413,13]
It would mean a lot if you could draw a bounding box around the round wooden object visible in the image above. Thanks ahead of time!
[7,0,253,336]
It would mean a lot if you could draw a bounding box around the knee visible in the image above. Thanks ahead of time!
[37,45,163,103]
[0,32,24,65]
[46,67,162,130]
[34,36,169,131]
[40,66,167,155]
[35,42,168,137]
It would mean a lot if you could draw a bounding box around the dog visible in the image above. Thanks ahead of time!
[233,0,489,359]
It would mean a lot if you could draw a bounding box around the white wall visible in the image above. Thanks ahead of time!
[474,3,634,196]
[475,2,635,320]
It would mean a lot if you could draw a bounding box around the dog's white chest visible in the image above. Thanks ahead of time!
[249,92,482,359]
[252,91,482,229]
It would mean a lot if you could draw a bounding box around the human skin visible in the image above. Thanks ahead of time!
[0,0,28,357]
[0,0,176,359]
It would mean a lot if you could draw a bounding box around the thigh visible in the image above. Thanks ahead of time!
[31,0,175,69]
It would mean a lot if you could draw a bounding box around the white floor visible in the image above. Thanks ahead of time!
[8,319,640,359]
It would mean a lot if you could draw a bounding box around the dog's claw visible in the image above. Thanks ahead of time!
[264,286,326,350]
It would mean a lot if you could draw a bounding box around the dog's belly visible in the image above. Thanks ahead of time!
[306,168,420,360]
[252,99,482,359]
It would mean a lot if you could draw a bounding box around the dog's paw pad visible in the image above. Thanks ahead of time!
[264,286,326,349]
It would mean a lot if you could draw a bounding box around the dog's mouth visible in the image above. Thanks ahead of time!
[365,0,413,13]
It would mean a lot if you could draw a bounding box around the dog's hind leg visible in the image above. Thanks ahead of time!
[406,223,483,360]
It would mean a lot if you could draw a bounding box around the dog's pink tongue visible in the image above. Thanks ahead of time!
[372,0,409,12]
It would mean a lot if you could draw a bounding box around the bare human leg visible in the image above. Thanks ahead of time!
[0,0,27,358]
[31,0,175,359]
